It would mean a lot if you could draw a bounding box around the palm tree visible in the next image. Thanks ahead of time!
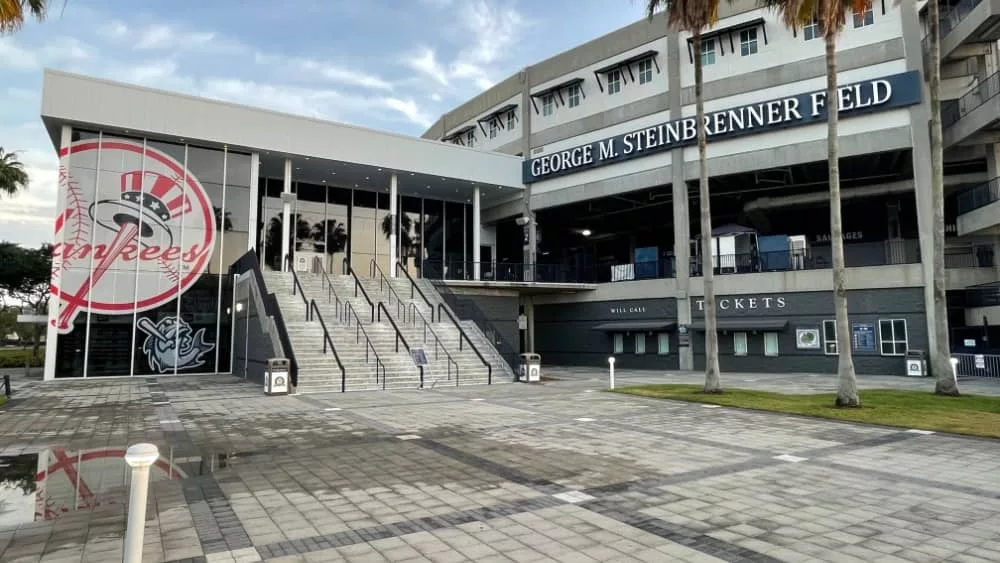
[758,0,865,407]
[0,0,48,34]
[645,0,724,393]
[0,148,29,197]
[918,0,958,395]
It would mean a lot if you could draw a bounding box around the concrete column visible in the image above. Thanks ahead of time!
[45,124,73,381]
[520,66,537,277]
[389,173,398,276]
[280,159,292,272]
[248,152,260,251]
[473,186,482,280]
[986,143,1000,179]
[900,0,939,356]
[123,443,159,563]
[667,27,693,371]
[524,296,535,352]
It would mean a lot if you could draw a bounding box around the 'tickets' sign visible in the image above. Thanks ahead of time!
[51,139,217,334]
[523,70,922,183]
[695,296,786,312]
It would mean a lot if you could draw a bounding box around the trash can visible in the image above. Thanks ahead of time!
[519,353,541,382]
[265,358,290,395]
[905,350,927,377]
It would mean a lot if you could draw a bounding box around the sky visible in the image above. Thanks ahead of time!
[0,0,648,249]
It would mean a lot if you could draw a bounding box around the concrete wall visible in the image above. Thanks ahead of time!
[534,298,679,370]
[447,288,521,357]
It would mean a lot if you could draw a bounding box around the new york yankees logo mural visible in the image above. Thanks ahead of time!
[51,139,217,371]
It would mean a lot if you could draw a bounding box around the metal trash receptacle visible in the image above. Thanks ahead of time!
[265,358,290,395]
[519,353,541,382]
[905,350,927,377]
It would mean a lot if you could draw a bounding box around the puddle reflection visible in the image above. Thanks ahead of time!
[0,447,254,531]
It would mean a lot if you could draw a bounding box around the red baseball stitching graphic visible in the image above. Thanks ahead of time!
[51,140,216,333]
[32,447,186,520]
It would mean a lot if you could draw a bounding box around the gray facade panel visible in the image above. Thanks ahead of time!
[529,93,670,149]
[450,293,521,356]
[535,288,926,375]
[535,298,680,371]
[679,39,905,106]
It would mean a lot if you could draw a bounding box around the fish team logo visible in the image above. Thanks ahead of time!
[137,316,215,372]
[51,139,216,334]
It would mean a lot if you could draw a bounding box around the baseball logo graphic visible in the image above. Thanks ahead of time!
[137,315,215,373]
[51,139,216,334]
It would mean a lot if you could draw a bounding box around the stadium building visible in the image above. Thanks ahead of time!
[38,0,1000,384]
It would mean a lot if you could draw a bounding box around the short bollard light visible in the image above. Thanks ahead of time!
[608,356,616,390]
[123,443,160,563]
[950,357,959,381]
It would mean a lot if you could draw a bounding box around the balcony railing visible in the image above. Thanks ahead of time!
[419,239,994,285]
[940,0,984,37]
[966,284,1000,307]
[956,177,1000,214]
[942,71,1000,128]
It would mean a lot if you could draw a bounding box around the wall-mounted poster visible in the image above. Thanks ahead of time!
[852,322,876,352]
[796,328,821,349]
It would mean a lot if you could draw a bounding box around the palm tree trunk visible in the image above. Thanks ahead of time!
[826,33,860,407]
[928,0,959,395]
[694,31,722,394]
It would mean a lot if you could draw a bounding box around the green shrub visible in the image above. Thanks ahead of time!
[0,347,44,368]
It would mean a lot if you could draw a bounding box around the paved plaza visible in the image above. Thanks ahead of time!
[1,369,999,563]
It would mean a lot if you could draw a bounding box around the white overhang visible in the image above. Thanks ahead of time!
[40,69,525,205]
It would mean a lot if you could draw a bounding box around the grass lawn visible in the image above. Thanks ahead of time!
[613,385,1000,439]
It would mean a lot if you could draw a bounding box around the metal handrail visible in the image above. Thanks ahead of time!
[395,262,435,321]
[308,299,347,392]
[312,257,345,318]
[342,260,376,322]
[956,177,1000,214]
[405,302,460,384]
[436,303,492,385]
[430,277,519,374]
[376,302,426,388]
[370,259,409,319]
[340,301,388,390]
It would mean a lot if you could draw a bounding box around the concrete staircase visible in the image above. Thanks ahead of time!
[262,264,514,393]
[264,270,416,392]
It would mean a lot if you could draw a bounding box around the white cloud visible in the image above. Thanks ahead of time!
[135,23,221,51]
[383,98,434,128]
[0,35,92,71]
[401,0,526,95]
[254,52,394,91]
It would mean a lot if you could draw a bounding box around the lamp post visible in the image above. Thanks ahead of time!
[123,443,159,563]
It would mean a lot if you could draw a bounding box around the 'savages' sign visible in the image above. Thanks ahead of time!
[51,139,217,334]
[523,70,922,183]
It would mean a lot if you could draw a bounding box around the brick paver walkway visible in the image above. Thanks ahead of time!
[1,370,998,562]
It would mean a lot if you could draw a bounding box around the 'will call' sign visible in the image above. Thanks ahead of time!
[523,70,922,183]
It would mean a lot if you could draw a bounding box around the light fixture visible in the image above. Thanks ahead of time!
[581,229,592,237]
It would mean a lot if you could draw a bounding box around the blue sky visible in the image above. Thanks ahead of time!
[0,0,649,248]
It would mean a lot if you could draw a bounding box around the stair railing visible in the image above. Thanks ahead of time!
[341,301,388,389]
[230,250,297,388]
[405,302,460,384]
[376,302,425,388]
[429,277,518,374]
[284,255,310,317]
[435,304,492,385]
[394,262,435,321]
[313,257,345,318]
[308,300,347,392]
[370,259,410,320]
[342,259,376,322]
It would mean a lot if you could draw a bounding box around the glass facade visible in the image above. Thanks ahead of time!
[51,130,251,378]
[257,179,473,279]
